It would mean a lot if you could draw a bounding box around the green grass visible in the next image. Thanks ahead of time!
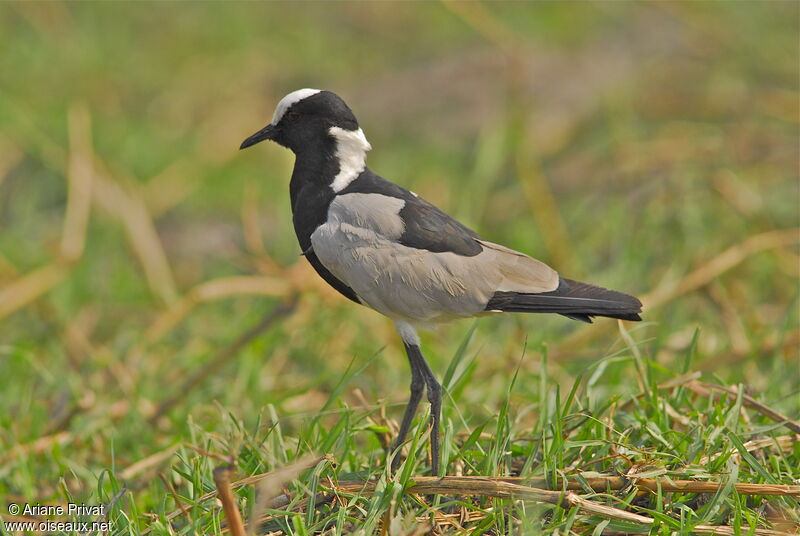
[1,2,798,535]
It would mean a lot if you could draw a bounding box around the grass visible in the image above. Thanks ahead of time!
[1,2,798,535]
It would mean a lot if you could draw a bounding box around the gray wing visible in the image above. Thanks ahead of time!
[338,169,482,256]
[309,192,560,323]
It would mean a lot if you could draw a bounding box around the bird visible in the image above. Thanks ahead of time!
[240,89,642,476]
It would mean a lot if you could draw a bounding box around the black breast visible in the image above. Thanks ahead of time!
[290,177,360,304]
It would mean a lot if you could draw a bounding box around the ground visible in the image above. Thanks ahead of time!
[0,2,798,535]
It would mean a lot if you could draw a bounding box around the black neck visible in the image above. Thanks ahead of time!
[289,140,340,203]
[289,144,344,253]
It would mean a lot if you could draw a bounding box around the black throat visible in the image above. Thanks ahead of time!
[289,138,340,252]
[287,137,362,304]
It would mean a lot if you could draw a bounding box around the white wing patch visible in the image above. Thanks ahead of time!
[329,127,372,192]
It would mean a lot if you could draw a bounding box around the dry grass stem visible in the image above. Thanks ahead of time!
[698,330,800,372]
[685,381,800,434]
[698,435,799,465]
[691,525,793,536]
[145,455,328,534]
[142,162,199,218]
[338,475,800,498]
[91,163,178,304]
[118,444,180,481]
[643,228,800,310]
[6,431,72,462]
[337,477,654,524]
[515,147,579,273]
[213,464,246,536]
[558,228,800,354]
[0,263,68,321]
[147,297,296,424]
[0,136,23,188]
[440,0,519,51]
[146,275,290,343]
[240,181,275,268]
[0,102,98,321]
[59,102,94,263]
[185,444,232,464]
[248,455,328,536]
[331,476,798,535]
[159,473,193,527]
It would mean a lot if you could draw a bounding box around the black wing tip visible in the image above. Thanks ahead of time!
[485,280,644,323]
[605,312,643,322]
[561,313,594,323]
[560,311,642,323]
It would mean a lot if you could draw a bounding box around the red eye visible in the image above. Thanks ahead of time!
[288,111,301,121]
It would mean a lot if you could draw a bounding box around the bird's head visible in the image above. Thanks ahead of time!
[240,89,368,156]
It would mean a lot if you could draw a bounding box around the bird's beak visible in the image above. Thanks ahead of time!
[240,123,276,149]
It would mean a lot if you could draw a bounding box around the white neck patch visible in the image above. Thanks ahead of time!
[272,88,321,124]
[329,127,372,192]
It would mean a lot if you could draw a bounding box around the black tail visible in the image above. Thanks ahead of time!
[485,278,642,324]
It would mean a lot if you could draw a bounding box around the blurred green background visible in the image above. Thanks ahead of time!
[0,0,798,530]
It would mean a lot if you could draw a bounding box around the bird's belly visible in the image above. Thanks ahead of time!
[310,222,492,323]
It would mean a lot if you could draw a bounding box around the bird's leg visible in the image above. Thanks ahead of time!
[390,342,425,473]
[391,321,443,476]
[414,348,442,477]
